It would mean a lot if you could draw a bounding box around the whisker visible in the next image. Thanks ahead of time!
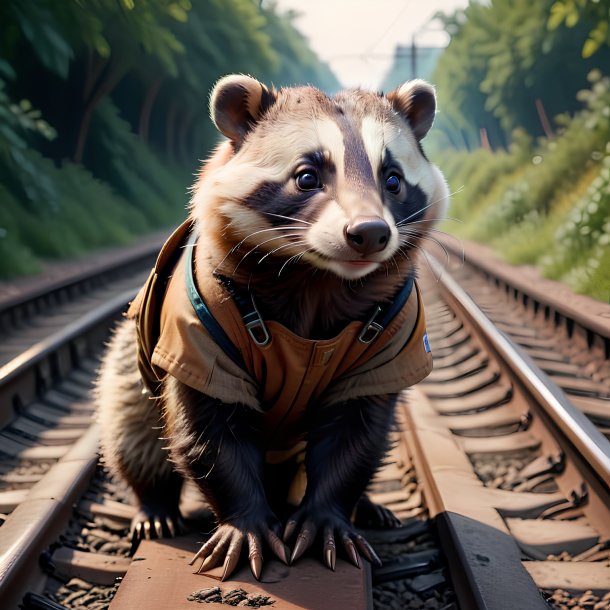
[426,229,465,265]
[258,240,308,264]
[419,247,443,283]
[396,185,464,227]
[233,233,303,273]
[213,225,307,273]
[401,216,463,225]
[398,227,462,267]
[261,211,313,226]
[278,247,314,276]
[400,228,449,254]
[390,255,400,275]
[397,200,440,226]
[421,236,451,267]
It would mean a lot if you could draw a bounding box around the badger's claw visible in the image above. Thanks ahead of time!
[284,505,382,570]
[129,507,183,553]
[190,520,289,581]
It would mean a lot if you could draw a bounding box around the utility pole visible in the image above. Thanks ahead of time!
[411,34,417,79]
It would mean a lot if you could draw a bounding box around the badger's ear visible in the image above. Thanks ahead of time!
[210,74,275,143]
[387,80,436,141]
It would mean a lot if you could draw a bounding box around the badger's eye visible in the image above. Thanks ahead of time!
[385,174,401,194]
[295,170,321,191]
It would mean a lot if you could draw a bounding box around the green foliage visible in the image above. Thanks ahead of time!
[0,0,338,279]
[474,71,609,236]
[432,0,610,147]
[441,72,610,300]
[9,1,74,79]
[541,142,610,298]
[87,100,187,225]
[0,76,58,208]
[549,0,610,58]
[0,184,41,277]
[1,146,150,257]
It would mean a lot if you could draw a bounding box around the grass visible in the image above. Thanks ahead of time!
[435,72,610,302]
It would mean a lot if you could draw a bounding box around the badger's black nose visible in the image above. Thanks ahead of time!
[345,216,391,255]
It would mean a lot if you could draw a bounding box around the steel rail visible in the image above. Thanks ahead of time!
[0,425,99,610]
[0,239,159,315]
[0,280,140,609]
[430,256,610,489]
[440,238,610,341]
[0,288,137,390]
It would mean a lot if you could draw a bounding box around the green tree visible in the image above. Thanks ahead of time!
[548,0,610,58]
[432,0,610,149]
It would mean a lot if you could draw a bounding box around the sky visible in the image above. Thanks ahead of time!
[273,0,470,89]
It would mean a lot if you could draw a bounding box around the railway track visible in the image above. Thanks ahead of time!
[0,237,609,610]
[0,236,162,609]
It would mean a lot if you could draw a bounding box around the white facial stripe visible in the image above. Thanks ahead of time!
[361,115,437,204]
[384,126,432,195]
[382,206,400,253]
[219,201,267,236]
[313,117,345,177]
[190,90,450,281]
[307,200,347,257]
[360,116,385,185]
[241,116,346,176]
[213,163,284,202]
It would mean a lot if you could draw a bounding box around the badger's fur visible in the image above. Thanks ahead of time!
[97,75,448,580]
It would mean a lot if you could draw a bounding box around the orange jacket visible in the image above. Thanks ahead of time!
[129,222,432,450]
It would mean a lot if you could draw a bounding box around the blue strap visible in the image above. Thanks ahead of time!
[380,274,415,327]
[358,274,415,344]
[186,229,414,354]
[185,233,246,369]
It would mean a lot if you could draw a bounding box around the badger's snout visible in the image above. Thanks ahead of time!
[345,216,391,256]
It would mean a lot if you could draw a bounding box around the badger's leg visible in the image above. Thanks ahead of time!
[96,319,183,542]
[162,377,289,580]
[284,394,398,569]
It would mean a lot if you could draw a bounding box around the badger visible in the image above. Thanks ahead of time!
[96,74,449,581]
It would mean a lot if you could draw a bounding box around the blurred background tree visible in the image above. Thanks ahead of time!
[380,0,610,300]
[428,0,610,151]
[0,0,339,278]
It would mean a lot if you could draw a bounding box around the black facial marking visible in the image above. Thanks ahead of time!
[417,140,429,162]
[307,150,327,168]
[386,180,428,225]
[381,149,428,224]
[243,180,320,226]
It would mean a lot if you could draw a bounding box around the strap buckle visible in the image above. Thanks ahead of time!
[358,306,384,344]
[243,297,271,347]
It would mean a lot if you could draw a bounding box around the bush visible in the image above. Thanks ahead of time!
[0,89,189,278]
[438,71,610,300]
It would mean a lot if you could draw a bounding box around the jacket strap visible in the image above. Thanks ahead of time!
[185,233,246,368]
[358,274,415,344]
[216,275,271,347]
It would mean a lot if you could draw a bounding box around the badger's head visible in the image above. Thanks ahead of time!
[191,74,448,282]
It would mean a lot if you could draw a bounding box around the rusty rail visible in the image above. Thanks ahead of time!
[2,238,610,610]
[432,257,610,489]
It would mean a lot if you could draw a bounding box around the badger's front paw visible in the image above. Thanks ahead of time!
[190,515,289,581]
[130,504,184,551]
[284,503,382,570]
